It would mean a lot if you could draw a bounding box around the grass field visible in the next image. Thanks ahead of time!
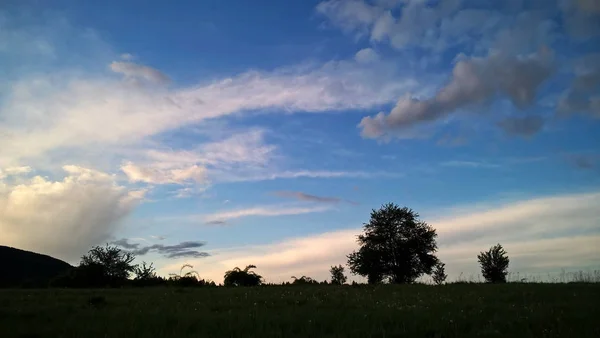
[1,283,599,338]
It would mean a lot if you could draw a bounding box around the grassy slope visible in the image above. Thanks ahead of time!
[1,284,598,338]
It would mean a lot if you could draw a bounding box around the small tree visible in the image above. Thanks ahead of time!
[330,265,347,285]
[223,265,262,286]
[431,261,447,285]
[478,244,509,283]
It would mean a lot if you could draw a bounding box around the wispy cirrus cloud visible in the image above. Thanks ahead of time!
[202,205,333,224]
[274,190,358,205]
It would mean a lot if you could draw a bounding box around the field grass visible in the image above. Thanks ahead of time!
[1,283,599,338]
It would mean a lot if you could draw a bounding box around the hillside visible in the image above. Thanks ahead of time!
[0,246,73,287]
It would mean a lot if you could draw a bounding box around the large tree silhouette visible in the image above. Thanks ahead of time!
[347,203,438,284]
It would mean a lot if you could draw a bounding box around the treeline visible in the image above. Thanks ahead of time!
[5,203,513,288]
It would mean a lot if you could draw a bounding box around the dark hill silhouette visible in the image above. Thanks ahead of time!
[0,246,73,287]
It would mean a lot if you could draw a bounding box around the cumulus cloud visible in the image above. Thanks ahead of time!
[110,61,170,84]
[359,50,554,138]
[112,239,209,259]
[0,166,143,263]
[497,116,545,137]
[354,48,379,63]
[158,191,600,283]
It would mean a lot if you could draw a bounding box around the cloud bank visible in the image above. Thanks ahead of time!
[159,191,600,283]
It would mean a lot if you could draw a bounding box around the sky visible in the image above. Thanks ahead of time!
[1,0,599,283]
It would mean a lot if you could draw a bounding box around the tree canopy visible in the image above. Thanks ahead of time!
[347,203,439,284]
[478,244,510,283]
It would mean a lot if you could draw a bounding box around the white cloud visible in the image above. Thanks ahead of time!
[0,57,415,169]
[0,166,32,179]
[202,204,332,224]
[0,165,143,263]
[158,191,600,283]
[354,47,380,63]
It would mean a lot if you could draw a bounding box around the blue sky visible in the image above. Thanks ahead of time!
[1,0,599,283]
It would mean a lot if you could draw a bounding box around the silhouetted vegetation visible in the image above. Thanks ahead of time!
[478,244,510,283]
[432,261,447,285]
[168,264,215,287]
[0,245,72,288]
[223,265,262,286]
[290,275,319,285]
[329,265,347,285]
[347,203,439,284]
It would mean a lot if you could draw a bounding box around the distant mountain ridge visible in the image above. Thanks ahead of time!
[0,245,73,287]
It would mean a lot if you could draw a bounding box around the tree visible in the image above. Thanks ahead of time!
[329,265,347,285]
[347,203,438,284]
[478,244,509,283]
[223,265,262,286]
[134,262,157,281]
[80,244,136,285]
[431,261,447,285]
[290,275,318,285]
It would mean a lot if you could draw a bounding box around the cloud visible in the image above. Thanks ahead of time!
[158,190,600,283]
[354,48,379,64]
[121,162,207,185]
[497,116,545,137]
[316,0,382,34]
[110,61,170,85]
[0,53,415,169]
[560,0,600,39]
[112,239,209,259]
[121,129,275,187]
[0,166,32,179]
[0,165,142,263]
[205,220,228,226]
[202,205,332,224]
[441,161,500,169]
[557,53,600,118]
[565,154,598,170]
[359,50,554,139]
[274,191,341,203]
[225,170,401,182]
[317,1,555,53]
